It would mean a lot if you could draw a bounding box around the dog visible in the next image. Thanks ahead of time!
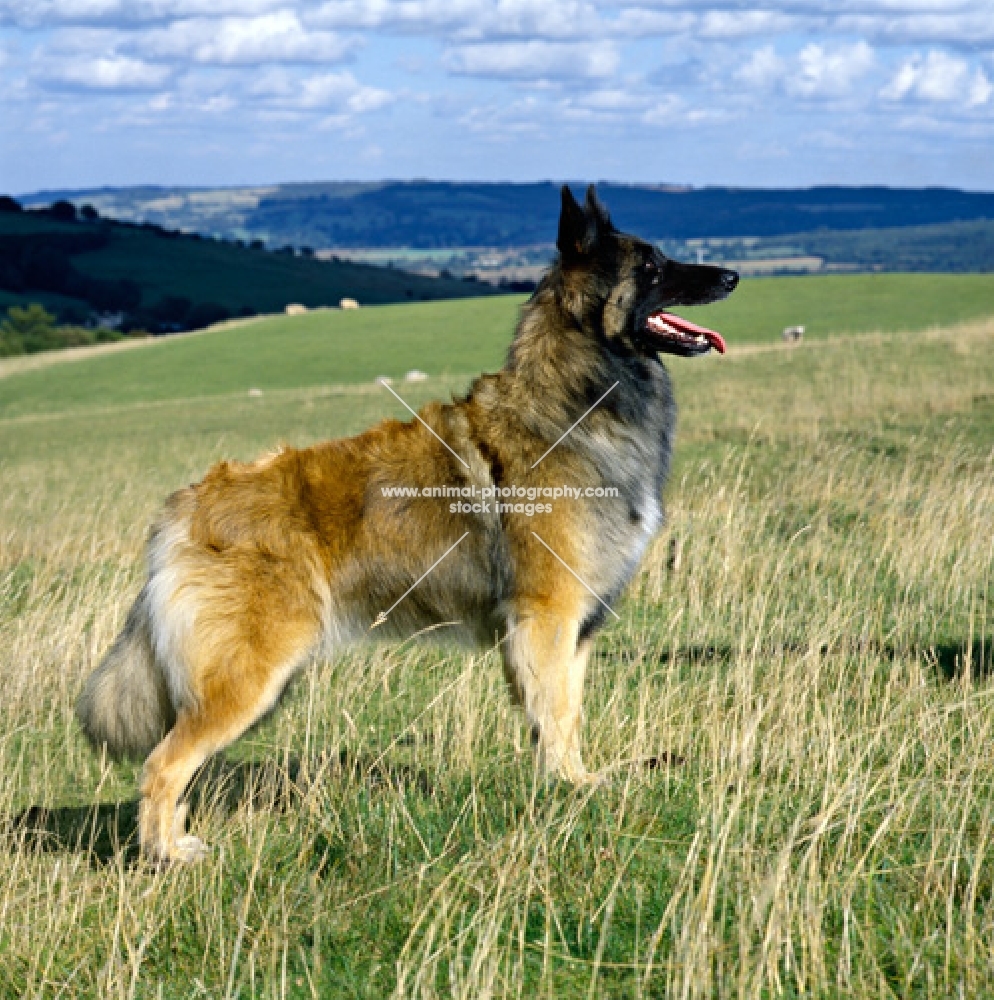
[77,185,738,863]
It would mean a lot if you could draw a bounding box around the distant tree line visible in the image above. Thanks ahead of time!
[0,195,255,333]
[0,303,131,357]
[0,198,143,316]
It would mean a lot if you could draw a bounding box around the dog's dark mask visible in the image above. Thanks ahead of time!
[557,184,739,358]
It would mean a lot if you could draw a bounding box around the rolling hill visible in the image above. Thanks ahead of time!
[0,201,498,331]
[18,181,994,253]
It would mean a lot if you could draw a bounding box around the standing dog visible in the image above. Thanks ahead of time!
[78,186,738,862]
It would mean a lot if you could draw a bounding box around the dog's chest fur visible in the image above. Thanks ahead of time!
[467,349,675,639]
[576,361,673,605]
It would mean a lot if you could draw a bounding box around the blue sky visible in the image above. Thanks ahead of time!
[1,1,993,194]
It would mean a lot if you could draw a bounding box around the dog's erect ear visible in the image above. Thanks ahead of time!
[557,185,587,261]
[558,184,609,265]
[584,184,611,231]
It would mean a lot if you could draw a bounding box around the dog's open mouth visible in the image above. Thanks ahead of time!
[646,312,727,356]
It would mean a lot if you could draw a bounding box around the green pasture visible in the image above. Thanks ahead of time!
[0,280,993,997]
[2,272,994,422]
[695,270,994,339]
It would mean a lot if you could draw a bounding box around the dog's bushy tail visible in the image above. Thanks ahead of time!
[76,588,176,760]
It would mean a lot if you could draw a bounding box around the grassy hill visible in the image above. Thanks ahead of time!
[0,204,498,331]
[3,271,993,421]
[688,271,994,341]
[1,279,993,996]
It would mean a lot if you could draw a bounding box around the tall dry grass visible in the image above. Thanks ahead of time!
[0,321,992,997]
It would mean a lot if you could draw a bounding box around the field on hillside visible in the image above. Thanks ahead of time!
[2,272,994,420]
[1,287,993,997]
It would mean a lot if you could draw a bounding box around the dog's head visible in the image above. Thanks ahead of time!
[557,184,738,357]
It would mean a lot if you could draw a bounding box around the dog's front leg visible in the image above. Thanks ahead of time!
[502,606,596,784]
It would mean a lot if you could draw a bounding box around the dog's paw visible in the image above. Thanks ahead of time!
[538,745,609,789]
[171,835,210,864]
[570,767,609,788]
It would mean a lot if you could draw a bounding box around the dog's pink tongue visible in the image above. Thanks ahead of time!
[661,312,726,354]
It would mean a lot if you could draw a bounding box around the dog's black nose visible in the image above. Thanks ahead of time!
[721,269,739,292]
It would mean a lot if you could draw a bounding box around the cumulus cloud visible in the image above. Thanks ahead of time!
[307,0,475,32]
[735,41,875,99]
[834,12,994,48]
[969,68,993,107]
[789,41,875,98]
[1,0,286,28]
[35,53,171,90]
[698,11,798,40]
[611,9,695,36]
[251,68,392,113]
[735,46,785,90]
[137,12,354,65]
[881,49,992,105]
[298,72,391,112]
[443,40,619,79]
[309,0,603,41]
[5,0,994,53]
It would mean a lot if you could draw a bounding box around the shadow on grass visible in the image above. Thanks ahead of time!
[597,635,994,680]
[3,748,433,866]
[929,638,994,681]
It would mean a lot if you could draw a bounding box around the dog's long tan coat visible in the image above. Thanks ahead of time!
[78,186,737,862]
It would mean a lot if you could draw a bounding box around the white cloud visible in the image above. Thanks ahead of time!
[36,53,170,90]
[579,88,645,112]
[833,12,994,48]
[443,40,619,79]
[968,68,992,108]
[611,9,695,36]
[735,42,875,99]
[2,0,286,28]
[3,0,127,26]
[251,68,392,113]
[881,49,991,105]
[735,46,785,90]
[308,0,476,32]
[305,1,994,49]
[880,58,918,100]
[911,51,966,101]
[641,93,684,125]
[450,0,603,42]
[138,12,354,65]
[309,0,602,41]
[5,0,994,53]
[698,11,797,40]
[789,41,875,98]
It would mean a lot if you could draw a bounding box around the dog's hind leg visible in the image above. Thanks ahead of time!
[139,615,319,864]
[503,602,596,785]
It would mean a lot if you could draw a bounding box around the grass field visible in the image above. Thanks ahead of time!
[2,272,993,421]
[1,281,993,997]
